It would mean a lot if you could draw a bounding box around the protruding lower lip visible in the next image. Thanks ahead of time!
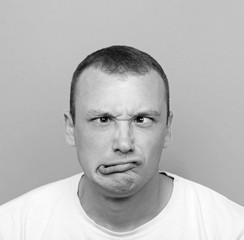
[98,162,139,175]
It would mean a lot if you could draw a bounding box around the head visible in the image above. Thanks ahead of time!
[70,45,170,125]
[65,45,173,198]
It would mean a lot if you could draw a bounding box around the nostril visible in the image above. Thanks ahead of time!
[114,147,135,154]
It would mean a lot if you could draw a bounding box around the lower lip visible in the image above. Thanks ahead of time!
[98,163,137,175]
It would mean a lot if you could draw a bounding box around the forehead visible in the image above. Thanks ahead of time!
[75,67,166,115]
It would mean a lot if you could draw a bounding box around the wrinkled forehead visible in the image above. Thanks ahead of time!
[74,67,167,116]
[76,67,166,98]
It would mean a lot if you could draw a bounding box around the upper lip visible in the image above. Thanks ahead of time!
[102,160,141,167]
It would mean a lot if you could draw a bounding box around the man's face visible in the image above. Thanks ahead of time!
[66,67,172,198]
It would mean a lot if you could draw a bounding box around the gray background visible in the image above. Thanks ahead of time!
[0,0,243,205]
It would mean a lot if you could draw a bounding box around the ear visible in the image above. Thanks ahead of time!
[163,111,173,148]
[64,110,75,147]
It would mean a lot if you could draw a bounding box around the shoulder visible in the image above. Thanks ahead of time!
[0,173,82,238]
[166,172,244,238]
[0,174,81,223]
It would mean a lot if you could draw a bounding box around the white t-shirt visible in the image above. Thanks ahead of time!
[0,172,244,240]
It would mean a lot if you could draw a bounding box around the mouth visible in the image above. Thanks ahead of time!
[98,161,140,175]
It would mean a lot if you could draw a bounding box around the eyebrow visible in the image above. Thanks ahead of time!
[130,111,161,117]
[87,110,112,116]
[86,110,161,117]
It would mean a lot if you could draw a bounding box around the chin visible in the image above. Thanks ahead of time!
[96,174,141,198]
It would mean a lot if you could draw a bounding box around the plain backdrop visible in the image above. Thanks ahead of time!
[0,0,243,206]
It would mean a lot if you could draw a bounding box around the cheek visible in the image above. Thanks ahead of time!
[145,140,163,161]
[75,125,110,149]
[74,128,112,168]
[135,130,164,161]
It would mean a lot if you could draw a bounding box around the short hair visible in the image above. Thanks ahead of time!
[70,45,170,124]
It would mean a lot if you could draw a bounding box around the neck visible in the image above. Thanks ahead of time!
[78,172,173,232]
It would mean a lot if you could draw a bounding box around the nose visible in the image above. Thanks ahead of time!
[112,121,135,154]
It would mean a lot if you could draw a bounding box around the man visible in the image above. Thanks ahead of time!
[0,45,243,239]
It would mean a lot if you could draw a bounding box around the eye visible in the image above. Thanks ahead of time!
[133,116,153,126]
[92,116,112,126]
[98,117,110,123]
[134,116,146,123]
